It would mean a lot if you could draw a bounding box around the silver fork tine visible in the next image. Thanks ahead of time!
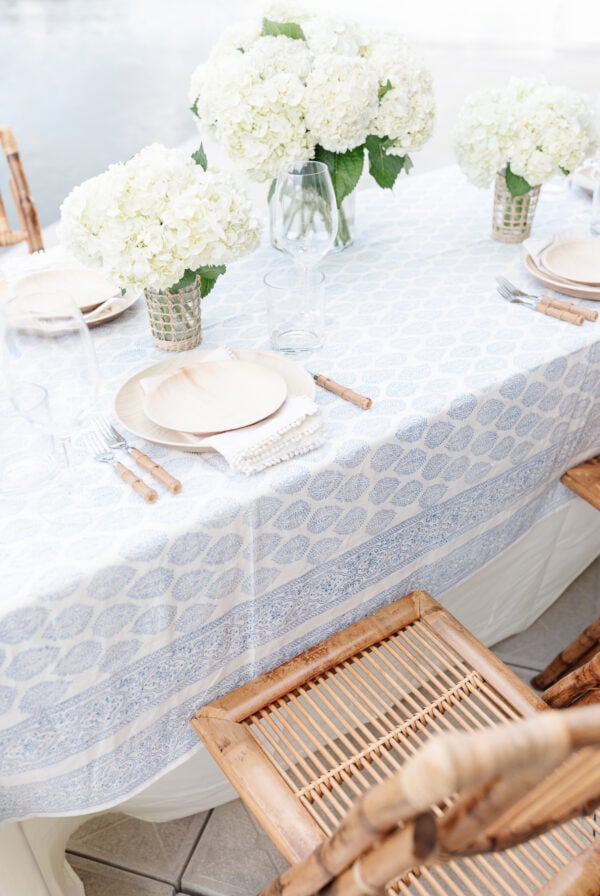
[496,276,521,295]
[93,412,182,494]
[83,428,158,503]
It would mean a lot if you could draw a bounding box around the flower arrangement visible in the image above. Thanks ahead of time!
[59,143,261,296]
[188,3,435,214]
[454,77,598,197]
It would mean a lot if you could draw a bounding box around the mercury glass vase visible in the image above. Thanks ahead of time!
[144,276,202,352]
[491,173,541,243]
[270,190,355,253]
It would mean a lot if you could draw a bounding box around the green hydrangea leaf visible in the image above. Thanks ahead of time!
[505,163,532,197]
[171,265,226,297]
[378,79,393,100]
[267,178,277,203]
[190,98,199,118]
[191,143,208,171]
[365,135,412,189]
[196,264,226,298]
[314,145,364,207]
[171,268,198,293]
[261,18,305,40]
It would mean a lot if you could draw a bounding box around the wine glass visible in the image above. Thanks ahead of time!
[273,160,338,291]
[2,290,99,488]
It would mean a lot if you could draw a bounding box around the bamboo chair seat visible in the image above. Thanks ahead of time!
[0,127,43,253]
[561,456,600,512]
[192,591,600,895]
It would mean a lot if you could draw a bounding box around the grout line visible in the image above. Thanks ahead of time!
[66,849,175,889]
[176,809,213,891]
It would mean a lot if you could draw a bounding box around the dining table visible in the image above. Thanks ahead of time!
[2,164,600,896]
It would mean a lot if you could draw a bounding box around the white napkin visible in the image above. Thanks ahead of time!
[140,349,322,475]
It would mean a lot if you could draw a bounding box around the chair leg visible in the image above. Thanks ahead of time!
[532,618,600,691]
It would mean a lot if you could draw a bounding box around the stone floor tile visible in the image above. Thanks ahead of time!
[67,810,209,886]
[67,855,175,896]
[180,799,288,896]
[492,556,600,673]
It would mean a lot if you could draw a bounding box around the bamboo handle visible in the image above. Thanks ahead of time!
[315,375,372,410]
[130,448,182,493]
[539,294,598,322]
[534,303,584,325]
[114,462,158,503]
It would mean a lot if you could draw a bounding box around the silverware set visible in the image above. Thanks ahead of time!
[83,415,181,503]
[496,277,598,325]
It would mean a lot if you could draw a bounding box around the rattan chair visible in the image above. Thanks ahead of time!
[0,127,43,253]
[531,617,600,705]
[192,590,600,895]
[528,457,600,703]
[561,456,600,512]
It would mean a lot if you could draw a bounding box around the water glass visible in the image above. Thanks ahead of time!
[0,382,58,496]
[264,268,325,354]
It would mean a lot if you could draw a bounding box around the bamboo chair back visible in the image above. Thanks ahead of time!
[256,706,600,896]
[0,127,43,253]
[192,590,600,895]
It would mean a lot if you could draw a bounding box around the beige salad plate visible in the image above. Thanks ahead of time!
[539,240,600,286]
[142,360,287,434]
[114,349,315,452]
[14,268,122,312]
[524,254,600,301]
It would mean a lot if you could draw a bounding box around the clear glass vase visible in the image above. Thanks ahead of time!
[270,190,355,253]
[144,276,202,352]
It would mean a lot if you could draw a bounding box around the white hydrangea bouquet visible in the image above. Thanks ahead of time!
[454,77,597,241]
[188,2,435,245]
[60,143,261,349]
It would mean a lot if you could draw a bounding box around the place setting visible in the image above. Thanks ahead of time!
[1,253,140,327]
[522,232,600,301]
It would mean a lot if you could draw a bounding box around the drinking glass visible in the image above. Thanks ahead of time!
[272,160,338,289]
[2,291,99,482]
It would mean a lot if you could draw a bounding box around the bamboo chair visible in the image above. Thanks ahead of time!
[561,456,600,512]
[528,457,600,700]
[531,617,600,703]
[192,590,600,895]
[0,127,43,253]
[259,707,600,896]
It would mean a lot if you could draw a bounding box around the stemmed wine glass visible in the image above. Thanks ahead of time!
[2,290,99,496]
[273,160,339,290]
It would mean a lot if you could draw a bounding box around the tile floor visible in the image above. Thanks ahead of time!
[65,555,600,896]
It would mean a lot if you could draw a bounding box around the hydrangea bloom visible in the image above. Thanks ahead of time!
[454,77,598,189]
[189,3,435,185]
[59,144,261,292]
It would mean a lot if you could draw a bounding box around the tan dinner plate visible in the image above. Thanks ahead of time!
[114,349,315,452]
[14,268,121,312]
[524,254,600,301]
[142,360,287,434]
[540,240,600,286]
[85,290,140,328]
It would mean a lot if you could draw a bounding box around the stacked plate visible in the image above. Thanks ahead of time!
[572,164,599,197]
[525,238,600,301]
[114,348,315,452]
[14,268,138,326]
